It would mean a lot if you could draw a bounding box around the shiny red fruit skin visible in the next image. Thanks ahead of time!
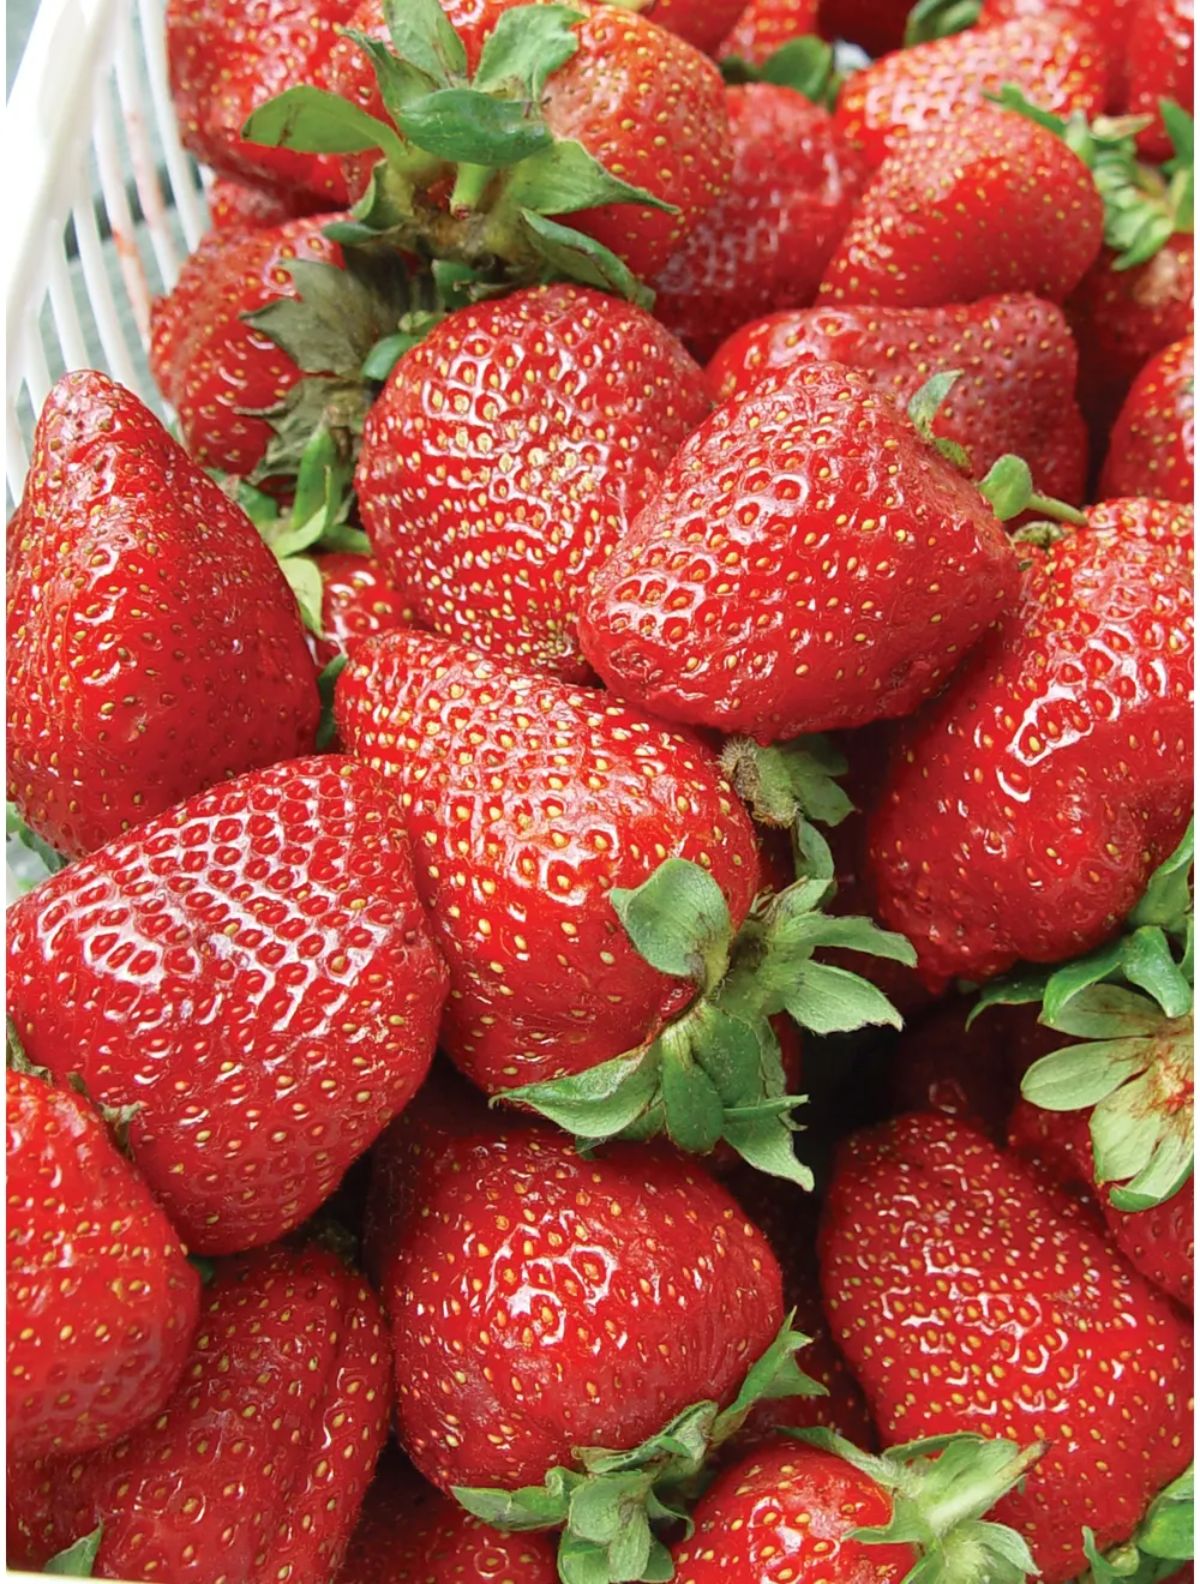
[149,216,344,479]
[6,756,449,1255]
[835,16,1106,169]
[6,371,319,859]
[578,361,1019,742]
[650,85,867,360]
[821,1112,1194,1582]
[867,499,1194,988]
[355,284,710,682]
[672,1442,910,1582]
[820,109,1104,308]
[1126,0,1195,160]
[817,0,910,56]
[6,1071,200,1461]
[308,552,418,671]
[718,0,819,64]
[707,294,1087,504]
[207,176,329,231]
[8,1245,390,1583]
[979,0,1136,103]
[334,629,759,1092]
[638,0,747,54]
[1101,339,1196,506]
[366,1108,783,1491]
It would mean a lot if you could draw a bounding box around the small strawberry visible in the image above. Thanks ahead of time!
[6,1064,200,1460]
[8,1243,390,1582]
[1125,0,1195,159]
[819,107,1105,307]
[6,371,319,859]
[706,294,1088,504]
[307,551,417,671]
[648,82,867,360]
[718,0,819,64]
[208,175,328,232]
[867,498,1193,988]
[6,755,449,1254]
[1101,337,1196,504]
[578,359,1020,742]
[354,283,710,681]
[820,1111,1194,1581]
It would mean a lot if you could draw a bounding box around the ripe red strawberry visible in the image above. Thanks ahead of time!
[308,551,417,671]
[883,998,1042,1139]
[1126,0,1195,159]
[820,1111,1194,1581]
[648,84,867,360]
[1101,338,1196,504]
[979,0,1136,104]
[6,1067,200,1460]
[6,371,319,859]
[706,294,1088,504]
[8,1244,390,1581]
[867,499,1193,989]
[354,284,710,681]
[578,360,1019,742]
[834,16,1105,169]
[818,0,911,56]
[6,756,449,1254]
[820,108,1105,307]
[208,176,327,232]
[638,0,748,53]
[719,0,819,63]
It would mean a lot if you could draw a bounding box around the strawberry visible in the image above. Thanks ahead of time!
[6,371,319,859]
[817,0,911,57]
[977,0,1137,104]
[354,283,710,681]
[867,498,1194,989]
[718,0,819,64]
[6,1065,200,1460]
[884,997,1040,1139]
[1100,337,1196,504]
[307,551,417,671]
[8,1243,390,1582]
[648,83,867,360]
[819,107,1105,307]
[207,176,328,232]
[706,294,1088,504]
[578,359,1020,742]
[1125,0,1195,159]
[6,755,449,1254]
[637,0,748,53]
[834,15,1106,169]
[820,1111,1194,1580]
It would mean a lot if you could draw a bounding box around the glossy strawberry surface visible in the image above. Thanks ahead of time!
[308,552,418,671]
[6,1070,200,1461]
[7,756,448,1254]
[579,361,1019,741]
[638,0,747,53]
[1101,338,1196,505]
[718,0,819,63]
[8,1244,390,1583]
[6,371,319,858]
[355,284,710,681]
[1126,0,1195,159]
[979,0,1135,101]
[868,499,1194,987]
[334,629,759,1092]
[821,1112,1194,1581]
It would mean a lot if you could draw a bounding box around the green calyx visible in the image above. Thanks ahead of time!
[792,1428,1043,1584]
[992,87,1194,269]
[43,1525,103,1577]
[1080,1465,1194,1584]
[455,1315,824,1584]
[500,824,915,1185]
[974,822,1194,1212]
[719,36,841,111]
[242,0,672,305]
[719,734,855,832]
[904,0,981,47]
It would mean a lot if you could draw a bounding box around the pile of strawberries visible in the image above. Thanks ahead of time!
[4,0,1196,1578]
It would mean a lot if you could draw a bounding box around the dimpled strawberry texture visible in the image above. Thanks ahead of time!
[333,629,759,1092]
[822,1114,1194,1581]
[1126,0,1195,160]
[1101,338,1196,506]
[308,552,418,672]
[367,1114,783,1491]
[718,0,819,65]
[6,757,449,1255]
[979,0,1137,103]
[868,500,1194,988]
[578,361,1019,742]
[354,284,711,681]
[8,1245,390,1582]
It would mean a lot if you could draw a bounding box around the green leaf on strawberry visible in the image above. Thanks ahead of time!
[1081,1464,1194,1582]
[718,36,841,111]
[43,1524,103,1577]
[719,735,855,831]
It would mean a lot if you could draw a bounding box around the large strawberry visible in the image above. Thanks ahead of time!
[8,1243,390,1582]
[820,1111,1194,1581]
[6,756,448,1254]
[867,498,1194,989]
[819,107,1105,307]
[1126,0,1194,159]
[976,0,1137,104]
[353,284,710,680]
[6,371,319,859]
[706,295,1088,504]
[719,0,819,63]
[6,1064,200,1460]
[1101,337,1196,503]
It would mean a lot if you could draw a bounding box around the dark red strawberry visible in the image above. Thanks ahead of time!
[867,498,1193,989]
[8,1244,390,1582]
[207,176,328,232]
[638,0,748,53]
[648,84,867,360]
[719,0,819,63]
[1101,337,1196,504]
[707,294,1088,504]
[6,1067,200,1460]
[307,551,417,671]
[820,107,1105,307]
[817,0,911,56]
[578,359,1020,742]
[6,371,319,859]
[6,756,448,1254]
[355,284,710,681]
[979,0,1137,104]
[1125,0,1194,159]
[820,1111,1194,1581]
